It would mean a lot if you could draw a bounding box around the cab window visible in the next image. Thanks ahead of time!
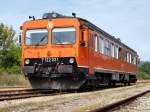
[52,27,76,44]
[25,29,48,46]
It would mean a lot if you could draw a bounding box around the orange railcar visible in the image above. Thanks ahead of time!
[21,12,138,90]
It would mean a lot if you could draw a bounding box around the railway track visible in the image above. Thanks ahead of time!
[90,89,150,112]
[0,81,149,102]
[0,89,64,101]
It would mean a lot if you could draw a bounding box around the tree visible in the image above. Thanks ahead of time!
[0,23,21,73]
[138,61,150,79]
[0,23,15,51]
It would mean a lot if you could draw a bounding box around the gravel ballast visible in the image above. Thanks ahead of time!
[0,83,150,112]
[113,92,150,112]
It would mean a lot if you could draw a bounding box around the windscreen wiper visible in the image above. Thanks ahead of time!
[35,35,47,45]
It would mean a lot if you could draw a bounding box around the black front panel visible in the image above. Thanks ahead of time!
[23,57,78,76]
[24,57,77,66]
[22,57,89,78]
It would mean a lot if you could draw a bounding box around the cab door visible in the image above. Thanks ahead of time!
[78,27,89,67]
[88,30,95,74]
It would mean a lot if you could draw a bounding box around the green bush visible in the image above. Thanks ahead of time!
[0,23,27,87]
[0,23,21,74]
[138,61,150,80]
[7,65,21,74]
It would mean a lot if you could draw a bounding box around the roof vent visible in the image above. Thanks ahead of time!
[117,38,121,42]
[42,12,65,19]
[72,13,76,18]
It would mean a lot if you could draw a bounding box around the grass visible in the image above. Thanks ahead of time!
[0,102,34,112]
[0,69,29,87]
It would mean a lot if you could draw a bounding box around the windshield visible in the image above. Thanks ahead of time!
[52,27,76,44]
[25,29,48,45]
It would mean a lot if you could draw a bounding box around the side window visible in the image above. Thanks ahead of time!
[129,53,132,63]
[98,36,104,54]
[114,45,119,59]
[131,54,134,64]
[124,51,127,62]
[111,43,115,57]
[108,42,111,56]
[94,35,98,52]
[127,52,130,63]
[104,40,109,56]
[134,56,137,65]
[119,47,122,60]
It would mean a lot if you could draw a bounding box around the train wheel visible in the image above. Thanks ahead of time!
[108,82,112,87]
[112,82,116,86]
[128,82,131,86]
[124,82,127,86]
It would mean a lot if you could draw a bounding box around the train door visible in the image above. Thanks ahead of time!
[88,30,95,75]
[79,27,89,67]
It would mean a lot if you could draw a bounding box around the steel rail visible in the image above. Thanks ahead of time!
[0,89,65,101]
[90,90,150,112]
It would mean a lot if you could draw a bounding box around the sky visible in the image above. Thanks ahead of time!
[0,0,149,61]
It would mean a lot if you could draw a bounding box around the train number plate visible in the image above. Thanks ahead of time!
[42,58,59,63]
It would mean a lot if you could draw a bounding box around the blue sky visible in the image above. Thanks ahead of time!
[0,0,149,61]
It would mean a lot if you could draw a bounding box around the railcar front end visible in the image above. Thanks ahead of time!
[21,13,88,90]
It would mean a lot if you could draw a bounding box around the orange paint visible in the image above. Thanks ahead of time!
[21,18,138,75]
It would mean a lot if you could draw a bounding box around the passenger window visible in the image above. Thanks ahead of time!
[114,45,119,59]
[104,40,110,56]
[127,52,130,63]
[131,56,133,64]
[119,47,122,60]
[134,56,137,65]
[108,42,111,56]
[129,53,132,63]
[111,43,115,58]
[98,36,104,54]
[124,51,127,62]
[94,35,98,52]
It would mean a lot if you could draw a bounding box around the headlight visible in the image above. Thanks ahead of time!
[25,59,30,64]
[69,58,74,64]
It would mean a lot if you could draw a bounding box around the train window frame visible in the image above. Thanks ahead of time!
[51,27,76,45]
[24,28,48,46]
